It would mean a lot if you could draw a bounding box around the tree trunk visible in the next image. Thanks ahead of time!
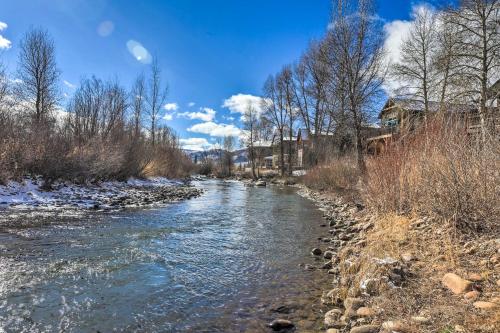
[279,131,285,177]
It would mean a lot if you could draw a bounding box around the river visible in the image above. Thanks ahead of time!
[0,179,331,332]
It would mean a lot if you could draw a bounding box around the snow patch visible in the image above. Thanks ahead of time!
[0,177,182,211]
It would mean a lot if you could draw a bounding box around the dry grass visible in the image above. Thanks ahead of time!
[302,157,360,192]
[365,214,498,332]
[364,119,500,232]
[354,120,499,331]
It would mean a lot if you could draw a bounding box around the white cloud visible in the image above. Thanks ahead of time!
[164,102,179,111]
[383,19,412,66]
[222,94,266,116]
[188,102,196,107]
[382,4,436,94]
[0,21,11,49]
[178,107,216,122]
[179,137,212,151]
[163,113,174,121]
[63,80,76,89]
[187,121,241,137]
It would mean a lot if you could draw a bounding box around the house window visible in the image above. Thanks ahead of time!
[383,118,398,128]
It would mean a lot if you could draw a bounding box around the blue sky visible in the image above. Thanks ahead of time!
[0,0,441,150]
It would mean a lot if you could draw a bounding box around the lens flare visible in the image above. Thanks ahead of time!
[126,40,152,64]
[97,20,114,37]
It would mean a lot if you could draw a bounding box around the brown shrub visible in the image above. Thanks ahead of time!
[364,119,499,232]
[302,157,360,192]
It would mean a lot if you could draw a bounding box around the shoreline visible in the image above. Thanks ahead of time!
[0,176,203,212]
[289,183,499,333]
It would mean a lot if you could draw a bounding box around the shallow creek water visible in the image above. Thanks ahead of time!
[0,180,331,332]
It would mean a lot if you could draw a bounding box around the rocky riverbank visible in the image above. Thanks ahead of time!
[0,177,203,211]
[275,184,500,333]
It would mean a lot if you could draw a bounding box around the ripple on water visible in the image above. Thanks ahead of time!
[0,180,330,332]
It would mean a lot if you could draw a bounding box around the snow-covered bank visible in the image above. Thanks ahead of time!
[0,177,202,211]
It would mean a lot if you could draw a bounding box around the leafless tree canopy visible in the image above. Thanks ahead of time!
[242,103,259,179]
[146,58,168,146]
[0,28,193,184]
[392,6,439,116]
[16,28,60,126]
[447,0,499,136]
[131,73,146,139]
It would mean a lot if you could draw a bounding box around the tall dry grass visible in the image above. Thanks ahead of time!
[302,157,360,192]
[364,118,499,232]
[0,120,194,186]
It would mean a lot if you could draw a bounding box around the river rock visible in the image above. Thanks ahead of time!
[350,325,379,333]
[356,307,375,317]
[401,253,417,263]
[255,180,267,187]
[467,273,483,282]
[381,320,407,332]
[324,308,343,326]
[442,273,472,294]
[324,251,335,259]
[464,290,480,301]
[268,319,294,331]
[411,316,431,324]
[328,267,340,275]
[473,301,498,310]
[311,248,322,255]
[322,261,333,269]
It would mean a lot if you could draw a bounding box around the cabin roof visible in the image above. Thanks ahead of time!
[488,79,500,99]
[251,140,272,148]
[379,97,476,119]
[297,128,334,141]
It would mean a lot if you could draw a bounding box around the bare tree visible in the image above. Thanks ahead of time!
[329,0,387,173]
[293,41,331,138]
[222,135,235,176]
[323,31,353,157]
[131,73,146,139]
[17,28,60,125]
[262,74,287,176]
[100,79,127,141]
[434,12,463,110]
[392,6,439,118]
[243,102,259,179]
[146,58,168,146]
[293,41,339,164]
[447,0,499,138]
[0,58,11,136]
[277,65,297,176]
[68,76,105,144]
[0,60,7,107]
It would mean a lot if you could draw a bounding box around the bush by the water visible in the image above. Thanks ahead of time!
[363,119,499,231]
[302,157,360,192]
[0,28,194,186]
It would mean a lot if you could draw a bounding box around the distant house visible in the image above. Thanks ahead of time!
[366,86,500,155]
[365,98,473,154]
[235,140,274,172]
[249,140,273,169]
[270,133,297,171]
[296,128,336,168]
